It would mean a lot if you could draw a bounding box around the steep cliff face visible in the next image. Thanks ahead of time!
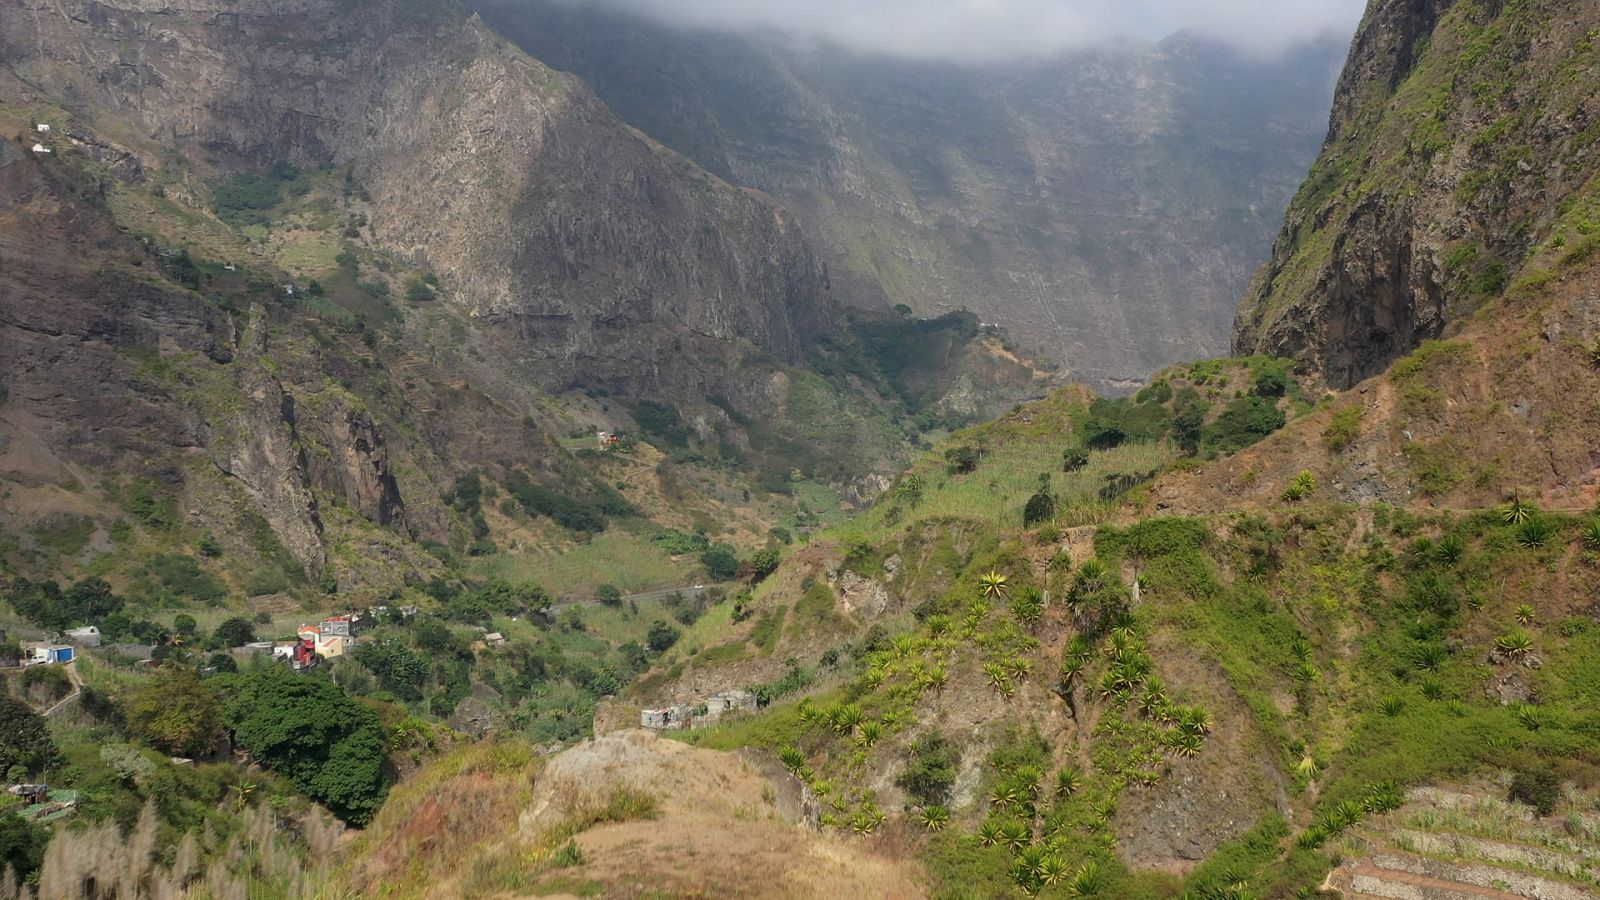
[470,0,1343,391]
[0,0,831,380]
[1233,0,1600,388]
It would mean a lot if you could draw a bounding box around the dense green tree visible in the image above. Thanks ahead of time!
[646,621,681,653]
[596,584,623,607]
[353,639,428,701]
[214,616,257,648]
[0,697,59,777]
[747,547,782,582]
[700,545,739,581]
[125,666,223,757]
[1171,388,1206,456]
[0,815,46,882]
[215,665,388,824]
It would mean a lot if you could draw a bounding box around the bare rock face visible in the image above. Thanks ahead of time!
[0,0,832,386]
[204,309,325,576]
[1233,0,1600,388]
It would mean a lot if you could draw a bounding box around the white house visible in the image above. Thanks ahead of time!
[35,124,50,133]
[30,143,50,154]
[23,644,73,665]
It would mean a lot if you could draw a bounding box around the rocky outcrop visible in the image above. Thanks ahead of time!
[1233,0,1600,388]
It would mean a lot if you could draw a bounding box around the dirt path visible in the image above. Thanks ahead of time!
[42,661,82,719]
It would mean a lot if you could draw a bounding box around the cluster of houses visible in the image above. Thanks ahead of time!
[30,122,51,155]
[640,689,757,730]
[596,430,624,449]
[250,605,416,671]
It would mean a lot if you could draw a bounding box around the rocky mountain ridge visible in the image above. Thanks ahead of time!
[471,0,1345,391]
[1233,0,1600,388]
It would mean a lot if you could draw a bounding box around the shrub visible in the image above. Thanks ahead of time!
[945,446,980,475]
[1022,488,1055,527]
[1061,447,1089,472]
[646,621,681,653]
[403,277,435,301]
[1509,767,1561,816]
[1324,405,1362,453]
[1205,395,1286,453]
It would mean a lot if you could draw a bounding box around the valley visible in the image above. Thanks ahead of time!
[0,0,1598,897]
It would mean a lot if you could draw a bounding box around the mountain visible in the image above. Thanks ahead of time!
[0,0,1061,604]
[1234,0,1600,388]
[469,0,1345,391]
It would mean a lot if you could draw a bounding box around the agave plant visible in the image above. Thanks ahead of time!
[1410,642,1447,671]
[1075,558,1110,594]
[1379,696,1406,717]
[830,703,865,734]
[1435,533,1466,565]
[1584,521,1600,550]
[918,804,950,832]
[1420,676,1445,701]
[1005,656,1034,681]
[778,745,807,773]
[1364,780,1405,813]
[1281,469,1317,502]
[1501,495,1537,525]
[1165,730,1203,758]
[984,662,1013,695]
[1055,767,1083,798]
[1068,860,1105,897]
[1177,705,1213,736]
[919,665,949,693]
[989,783,1022,810]
[1495,628,1536,658]
[1514,604,1536,626]
[1295,754,1320,780]
[1038,853,1071,887]
[1000,818,1031,850]
[1516,518,1555,548]
[979,569,1010,599]
[976,819,1004,847]
[926,613,953,636]
[855,721,884,748]
[1515,704,1543,731]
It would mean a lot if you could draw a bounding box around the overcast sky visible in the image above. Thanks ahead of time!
[566,0,1368,62]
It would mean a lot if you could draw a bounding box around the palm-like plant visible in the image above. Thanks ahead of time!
[919,665,949,694]
[984,662,1014,697]
[999,819,1030,850]
[1495,628,1535,658]
[1514,604,1536,626]
[918,804,950,832]
[894,473,924,505]
[1379,696,1406,717]
[1501,495,1537,525]
[979,570,1009,599]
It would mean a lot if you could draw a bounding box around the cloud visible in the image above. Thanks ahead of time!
[564,0,1367,62]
